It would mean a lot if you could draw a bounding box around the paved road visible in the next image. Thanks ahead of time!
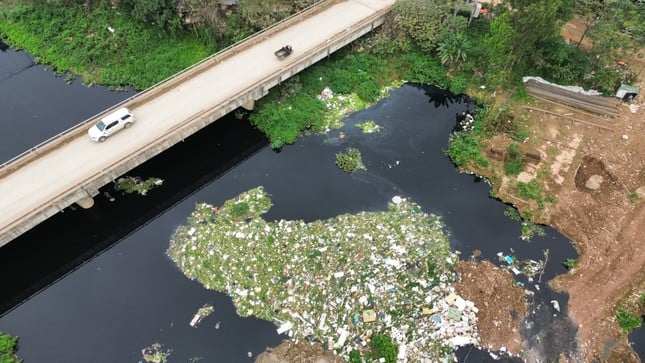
[0,0,395,244]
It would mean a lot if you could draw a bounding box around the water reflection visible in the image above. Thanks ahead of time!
[424,84,464,108]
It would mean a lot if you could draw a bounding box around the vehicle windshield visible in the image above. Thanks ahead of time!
[96,120,106,131]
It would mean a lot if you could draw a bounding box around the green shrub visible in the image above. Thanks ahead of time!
[367,333,398,363]
[356,78,381,103]
[504,143,524,176]
[229,202,250,221]
[616,308,642,333]
[0,332,21,363]
[448,73,468,95]
[348,350,362,363]
[504,206,521,221]
[584,67,622,96]
[520,221,545,240]
[517,181,545,208]
[115,176,163,196]
[445,132,489,168]
[511,122,530,142]
[563,258,576,270]
[402,52,448,87]
[250,92,326,148]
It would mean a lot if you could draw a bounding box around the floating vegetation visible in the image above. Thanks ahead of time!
[317,87,371,130]
[520,221,546,241]
[141,343,171,363]
[355,120,382,133]
[190,304,215,327]
[115,176,163,196]
[335,147,366,173]
[167,187,480,361]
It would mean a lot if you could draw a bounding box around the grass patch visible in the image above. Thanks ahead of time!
[616,308,642,333]
[445,131,489,169]
[517,181,548,210]
[628,192,639,204]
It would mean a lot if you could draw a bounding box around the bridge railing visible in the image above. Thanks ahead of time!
[0,0,336,174]
[0,0,393,242]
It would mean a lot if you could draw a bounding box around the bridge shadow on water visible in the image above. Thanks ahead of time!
[0,113,268,315]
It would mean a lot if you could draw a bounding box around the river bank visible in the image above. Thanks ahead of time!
[3,5,642,358]
[1,66,581,361]
[459,72,645,361]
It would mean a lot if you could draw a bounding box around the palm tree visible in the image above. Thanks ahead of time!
[438,32,469,66]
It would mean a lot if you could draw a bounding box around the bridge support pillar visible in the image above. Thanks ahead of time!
[241,100,255,111]
[76,197,95,209]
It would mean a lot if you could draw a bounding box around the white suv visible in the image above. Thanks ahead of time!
[88,107,135,142]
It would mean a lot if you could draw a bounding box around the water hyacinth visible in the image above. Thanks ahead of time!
[355,120,382,133]
[167,187,478,361]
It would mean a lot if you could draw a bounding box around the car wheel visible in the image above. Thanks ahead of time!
[124,122,132,129]
[99,136,107,142]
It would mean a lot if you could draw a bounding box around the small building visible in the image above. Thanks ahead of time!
[615,84,639,102]
[454,0,483,23]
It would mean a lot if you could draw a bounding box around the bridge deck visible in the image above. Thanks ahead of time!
[0,0,395,246]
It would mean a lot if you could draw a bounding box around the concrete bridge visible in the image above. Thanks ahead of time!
[0,0,395,247]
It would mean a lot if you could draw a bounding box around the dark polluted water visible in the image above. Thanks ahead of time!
[0,41,136,162]
[0,45,642,362]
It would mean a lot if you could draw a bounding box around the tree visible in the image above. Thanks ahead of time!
[587,0,645,67]
[573,0,607,48]
[481,12,515,85]
[121,0,182,34]
[391,0,457,52]
[505,0,574,69]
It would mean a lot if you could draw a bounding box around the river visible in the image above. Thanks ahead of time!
[0,43,642,362]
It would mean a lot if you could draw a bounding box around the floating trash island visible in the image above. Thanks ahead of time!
[167,187,480,361]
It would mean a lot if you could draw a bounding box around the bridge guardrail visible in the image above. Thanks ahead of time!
[0,0,336,175]
[0,0,392,240]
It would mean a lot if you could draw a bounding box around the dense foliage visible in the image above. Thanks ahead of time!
[0,1,212,88]
[0,0,316,88]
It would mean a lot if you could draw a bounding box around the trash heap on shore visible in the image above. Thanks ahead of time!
[167,187,480,361]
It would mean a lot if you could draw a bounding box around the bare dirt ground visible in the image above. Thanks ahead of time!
[476,19,645,361]
[454,260,527,356]
[255,340,344,363]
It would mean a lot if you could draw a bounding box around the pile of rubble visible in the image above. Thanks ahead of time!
[167,187,480,361]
